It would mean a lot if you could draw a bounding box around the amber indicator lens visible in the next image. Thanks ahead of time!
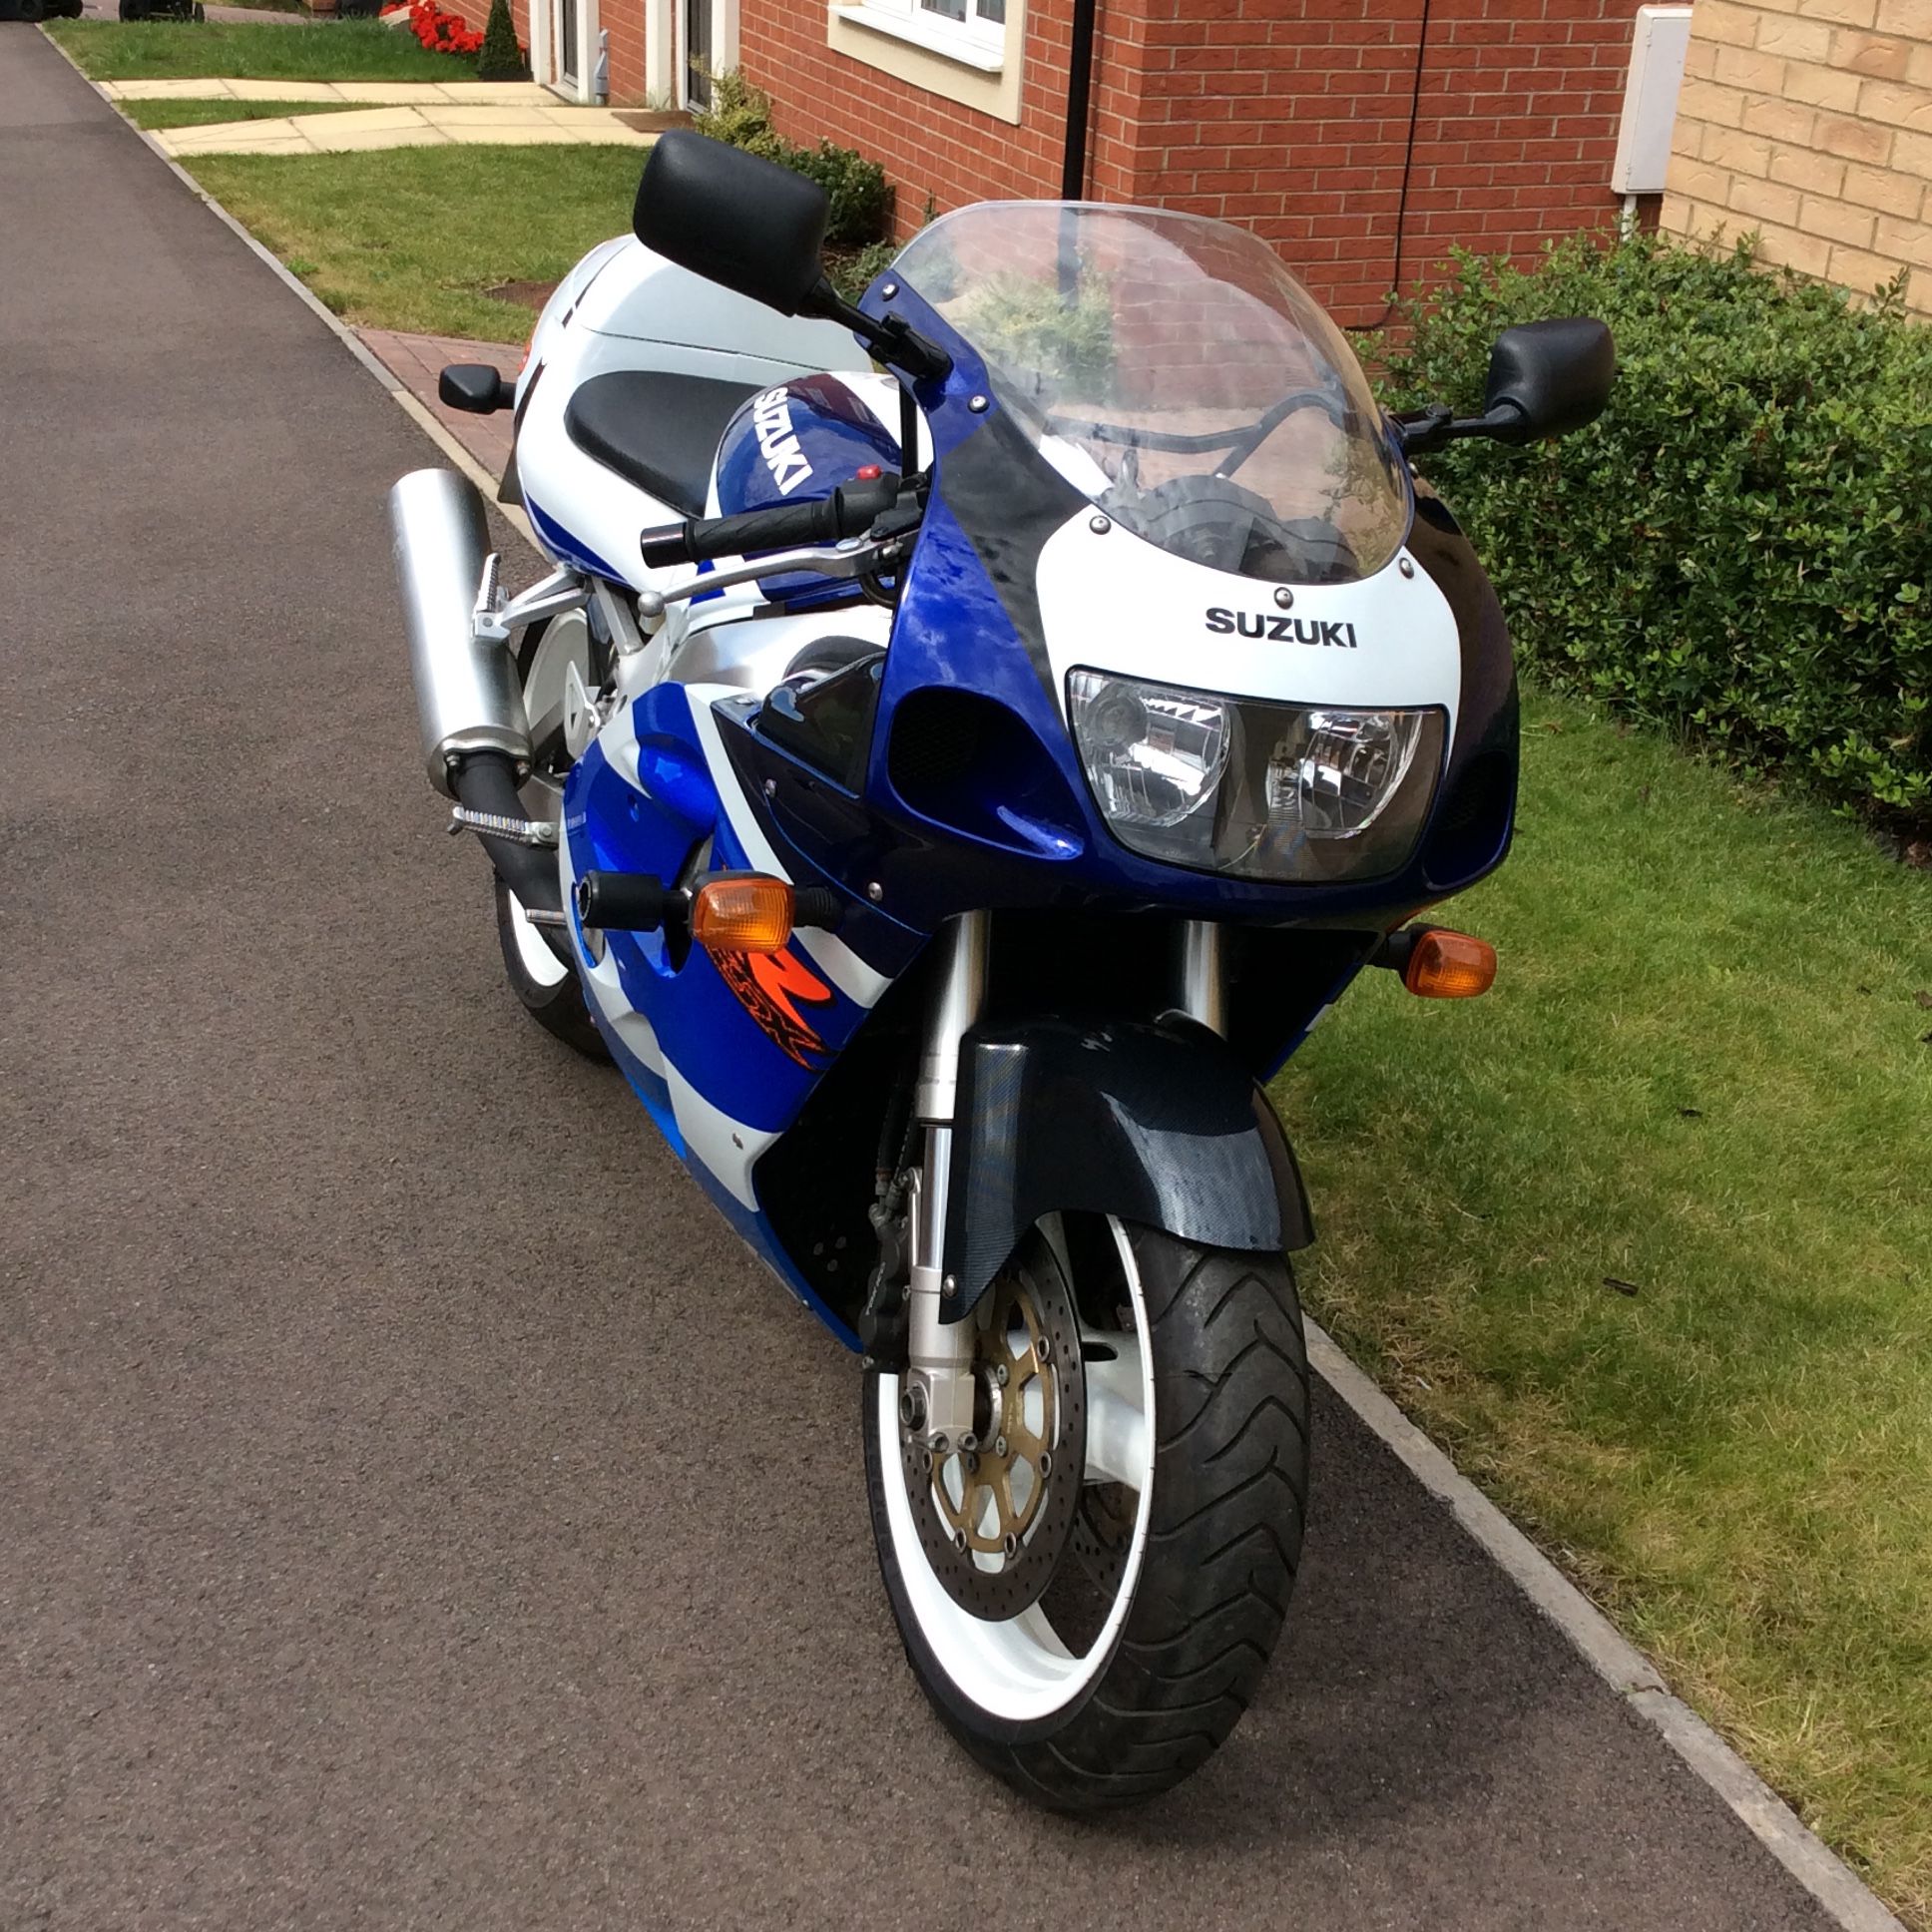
[1403,928,1497,999]
[691,875,795,953]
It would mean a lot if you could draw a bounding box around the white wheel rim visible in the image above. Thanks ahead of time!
[507,611,593,991]
[879,1217,1156,1723]
[506,891,567,987]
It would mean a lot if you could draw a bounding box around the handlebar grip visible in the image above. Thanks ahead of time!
[640,473,902,570]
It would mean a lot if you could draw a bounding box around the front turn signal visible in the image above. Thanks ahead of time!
[1402,927,1497,999]
[691,873,794,953]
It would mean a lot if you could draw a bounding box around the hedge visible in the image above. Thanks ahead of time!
[1372,233,1932,834]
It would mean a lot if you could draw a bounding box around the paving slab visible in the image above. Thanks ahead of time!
[416,120,608,145]
[100,76,557,103]
[300,117,452,148]
[426,102,569,125]
[99,76,332,98]
[435,79,564,103]
[0,28,1876,1932]
[162,118,314,152]
[144,94,654,153]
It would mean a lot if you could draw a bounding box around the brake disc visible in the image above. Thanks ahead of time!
[900,1246,1086,1622]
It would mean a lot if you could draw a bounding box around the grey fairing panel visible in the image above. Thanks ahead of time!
[941,1018,1314,1318]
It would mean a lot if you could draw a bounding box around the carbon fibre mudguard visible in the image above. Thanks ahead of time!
[940,1017,1314,1319]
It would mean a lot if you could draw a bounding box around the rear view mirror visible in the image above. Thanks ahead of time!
[634,130,828,316]
[1481,317,1616,444]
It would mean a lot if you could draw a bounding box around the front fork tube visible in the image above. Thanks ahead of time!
[1176,918,1225,1036]
[898,915,1226,1435]
[902,913,988,1442]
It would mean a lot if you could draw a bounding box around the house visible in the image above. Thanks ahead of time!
[471,0,1686,329]
[1661,0,1932,316]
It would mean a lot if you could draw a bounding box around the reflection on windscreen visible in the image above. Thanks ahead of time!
[895,205,1411,587]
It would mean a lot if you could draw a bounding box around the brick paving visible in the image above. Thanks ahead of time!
[359,325,521,479]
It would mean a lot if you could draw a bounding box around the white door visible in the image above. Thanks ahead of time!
[532,0,597,101]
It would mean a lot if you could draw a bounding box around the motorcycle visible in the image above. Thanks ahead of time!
[389,130,1614,1809]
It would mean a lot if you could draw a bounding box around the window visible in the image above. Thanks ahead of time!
[827,0,1023,115]
[835,0,1007,71]
[917,0,1003,30]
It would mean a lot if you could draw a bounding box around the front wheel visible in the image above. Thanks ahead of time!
[865,1218,1309,1811]
[492,609,608,1061]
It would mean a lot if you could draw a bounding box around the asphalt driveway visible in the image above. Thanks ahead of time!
[0,30,1845,1931]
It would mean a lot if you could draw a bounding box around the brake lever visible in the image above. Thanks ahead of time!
[637,531,913,619]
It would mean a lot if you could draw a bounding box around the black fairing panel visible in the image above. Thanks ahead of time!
[1408,481,1520,892]
[941,1017,1314,1316]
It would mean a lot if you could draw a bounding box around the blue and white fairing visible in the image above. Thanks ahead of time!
[559,202,1518,1340]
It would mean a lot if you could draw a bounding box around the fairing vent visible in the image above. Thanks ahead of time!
[1420,747,1516,890]
[885,691,1087,863]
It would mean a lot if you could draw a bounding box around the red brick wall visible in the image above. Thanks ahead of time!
[736,0,1067,218]
[599,0,647,105]
[741,0,1655,326]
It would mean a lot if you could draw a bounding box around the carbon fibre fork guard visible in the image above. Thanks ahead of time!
[939,1016,1315,1319]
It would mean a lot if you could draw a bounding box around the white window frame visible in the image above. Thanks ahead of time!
[833,0,1005,73]
[827,0,1024,120]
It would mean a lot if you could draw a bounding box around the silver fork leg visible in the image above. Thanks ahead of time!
[903,913,989,1442]
[1177,918,1226,1035]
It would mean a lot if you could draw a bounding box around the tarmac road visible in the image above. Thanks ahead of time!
[0,31,1843,1932]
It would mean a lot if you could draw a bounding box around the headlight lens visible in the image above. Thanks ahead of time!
[1068,670,1445,882]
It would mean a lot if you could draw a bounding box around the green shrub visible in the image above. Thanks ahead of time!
[786,140,891,250]
[954,269,1117,391]
[1372,231,1932,833]
[475,0,528,81]
[689,66,777,153]
[824,239,897,304]
[690,69,890,247]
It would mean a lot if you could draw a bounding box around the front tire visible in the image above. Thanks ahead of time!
[866,1220,1309,1811]
[492,609,608,1062]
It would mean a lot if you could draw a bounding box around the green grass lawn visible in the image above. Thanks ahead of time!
[124,96,363,129]
[182,146,645,339]
[46,18,464,82]
[1274,687,1932,1922]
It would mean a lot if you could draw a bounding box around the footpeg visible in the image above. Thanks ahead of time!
[448,805,558,846]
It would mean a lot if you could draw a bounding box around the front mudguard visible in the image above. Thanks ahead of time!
[940,1017,1314,1318]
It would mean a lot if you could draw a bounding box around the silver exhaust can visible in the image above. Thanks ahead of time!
[388,467,532,798]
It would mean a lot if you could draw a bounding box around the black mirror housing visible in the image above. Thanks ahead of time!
[438,363,514,414]
[1481,317,1616,444]
[633,130,829,316]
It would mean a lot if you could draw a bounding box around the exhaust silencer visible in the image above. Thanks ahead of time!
[389,467,531,798]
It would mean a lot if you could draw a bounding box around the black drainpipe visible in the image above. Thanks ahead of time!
[1061,0,1099,200]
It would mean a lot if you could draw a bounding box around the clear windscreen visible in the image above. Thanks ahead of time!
[891,203,1411,587]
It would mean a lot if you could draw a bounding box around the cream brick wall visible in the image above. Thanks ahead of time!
[1661,0,1932,312]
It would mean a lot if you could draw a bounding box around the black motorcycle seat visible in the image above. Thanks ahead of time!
[562,370,763,516]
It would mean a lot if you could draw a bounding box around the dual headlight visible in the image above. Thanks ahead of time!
[1068,670,1446,883]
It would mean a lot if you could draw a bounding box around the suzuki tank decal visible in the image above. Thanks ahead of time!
[750,387,815,496]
